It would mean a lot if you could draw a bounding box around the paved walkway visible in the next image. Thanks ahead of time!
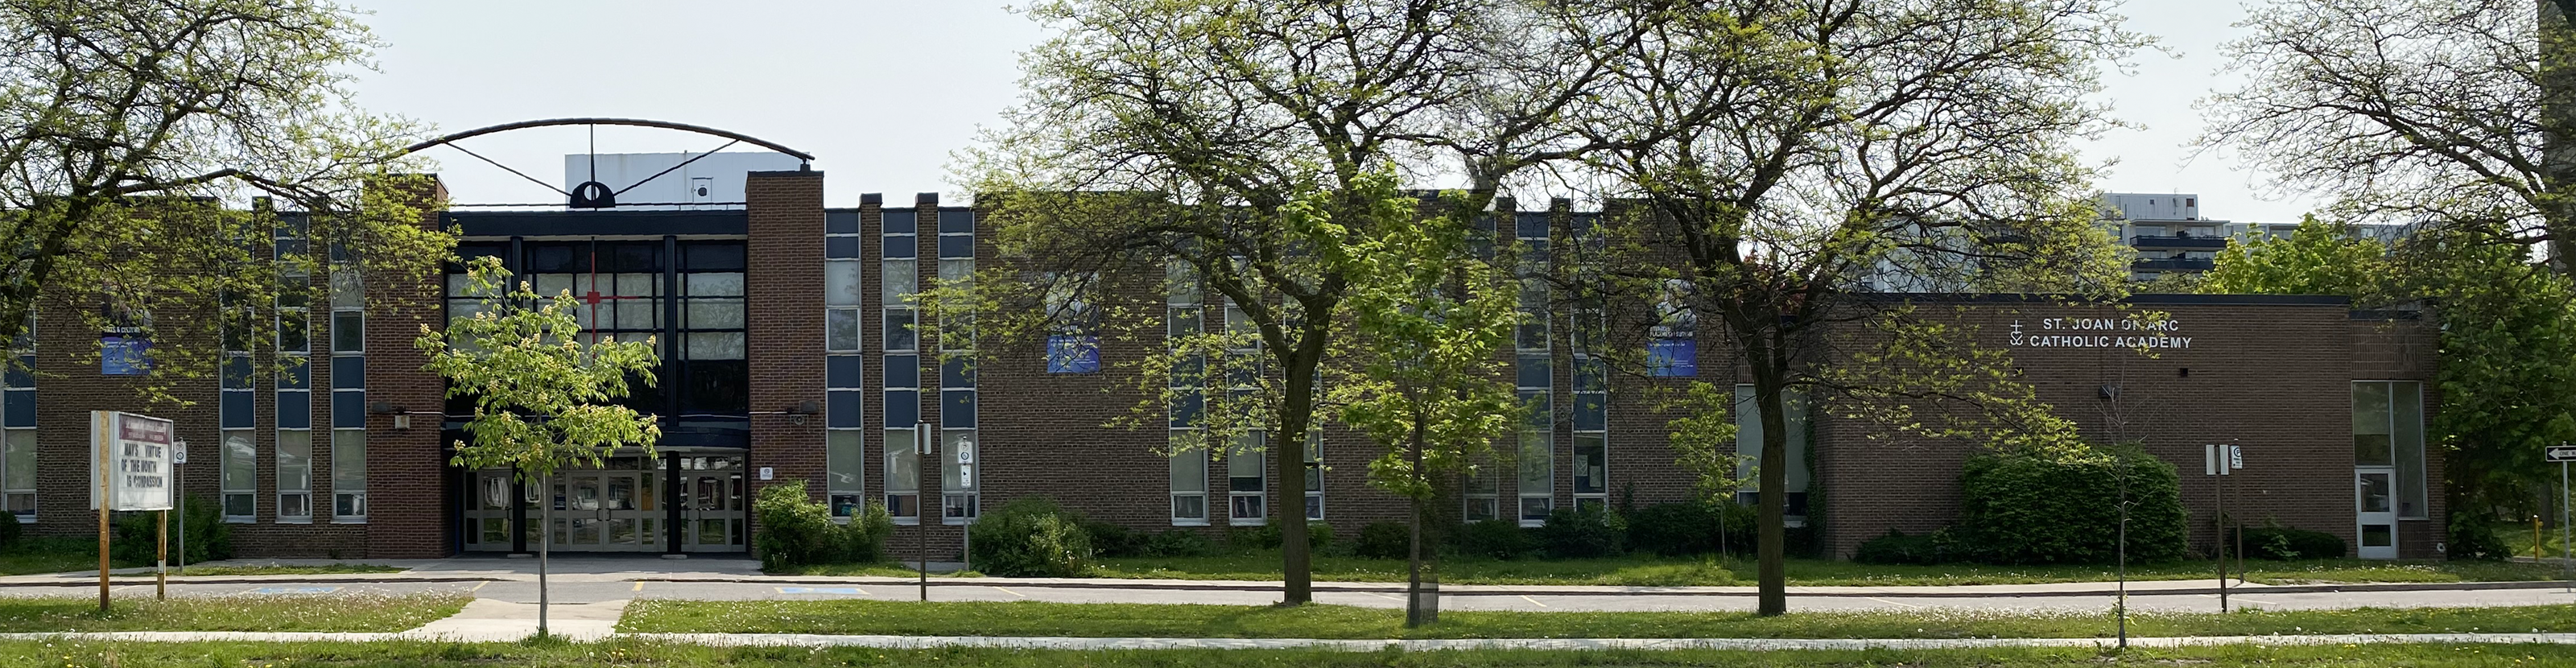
[1,629,2573,650]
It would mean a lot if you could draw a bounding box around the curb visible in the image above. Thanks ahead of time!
[634,576,2576,599]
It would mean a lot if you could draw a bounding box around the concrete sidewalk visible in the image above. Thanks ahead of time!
[1,629,2572,650]
[7,554,2568,600]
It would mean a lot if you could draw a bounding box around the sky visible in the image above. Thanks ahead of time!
[345,1,2318,223]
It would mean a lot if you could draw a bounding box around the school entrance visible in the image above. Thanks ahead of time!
[459,452,748,554]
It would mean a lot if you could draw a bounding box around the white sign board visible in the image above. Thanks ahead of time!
[2547,445,2576,463]
[758,466,774,480]
[90,411,175,511]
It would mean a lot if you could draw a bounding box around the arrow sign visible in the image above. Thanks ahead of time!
[2548,445,2576,463]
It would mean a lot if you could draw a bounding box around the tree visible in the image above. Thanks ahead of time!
[0,0,445,400]
[2207,217,2576,559]
[1328,175,1524,627]
[2199,0,2576,268]
[1570,0,2140,616]
[417,256,662,636]
[1662,381,1746,555]
[958,0,1663,604]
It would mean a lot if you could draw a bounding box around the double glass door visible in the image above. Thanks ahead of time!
[551,469,662,551]
[677,467,745,552]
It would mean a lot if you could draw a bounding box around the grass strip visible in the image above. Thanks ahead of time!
[161,563,407,577]
[1046,553,2573,587]
[0,639,2568,668]
[617,599,2576,640]
[0,593,470,633]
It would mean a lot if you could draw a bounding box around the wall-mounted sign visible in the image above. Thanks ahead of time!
[2008,316,2193,350]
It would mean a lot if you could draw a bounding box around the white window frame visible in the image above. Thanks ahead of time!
[276,429,312,523]
[2353,380,2429,520]
[3,326,32,522]
[332,428,366,522]
[1226,431,1267,526]
[221,429,256,522]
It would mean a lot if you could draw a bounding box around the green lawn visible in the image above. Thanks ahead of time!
[1072,551,2568,587]
[0,593,469,633]
[0,641,2567,668]
[617,599,2576,640]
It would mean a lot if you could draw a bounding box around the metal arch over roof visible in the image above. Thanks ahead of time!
[397,118,815,163]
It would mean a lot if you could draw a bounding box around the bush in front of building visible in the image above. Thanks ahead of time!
[753,481,841,570]
[2446,511,2514,561]
[1354,521,1413,560]
[1231,521,1335,553]
[1450,518,1534,559]
[1852,528,1968,565]
[842,501,898,563]
[106,497,231,565]
[969,497,1094,577]
[1536,505,1627,559]
[1953,442,2187,565]
[1084,520,1145,558]
[2232,524,2345,560]
[0,509,18,550]
[1140,529,1216,557]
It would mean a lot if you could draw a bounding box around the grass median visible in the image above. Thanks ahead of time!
[0,640,2570,668]
[0,593,470,633]
[898,552,2559,586]
[617,599,2576,640]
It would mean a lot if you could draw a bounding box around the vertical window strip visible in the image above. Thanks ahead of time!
[221,429,255,522]
[2354,381,2429,520]
[884,209,923,522]
[1221,299,1265,526]
[328,264,365,521]
[937,209,978,522]
[1167,260,1208,525]
[2,321,31,520]
[826,216,866,518]
[1515,219,1553,525]
[1732,384,1813,522]
[276,429,312,522]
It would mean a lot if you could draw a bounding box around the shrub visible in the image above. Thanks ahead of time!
[2446,511,2512,561]
[1451,518,1532,559]
[1141,529,1216,557]
[1084,521,1146,558]
[1852,528,1968,565]
[1954,443,2187,565]
[1354,521,1413,560]
[107,498,230,565]
[753,482,840,570]
[1234,520,1334,552]
[1625,501,1762,557]
[840,501,897,563]
[1536,505,1626,559]
[0,506,19,550]
[2233,524,2345,560]
[969,497,1093,577]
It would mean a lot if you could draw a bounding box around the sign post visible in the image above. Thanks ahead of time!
[2204,443,2242,612]
[90,411,176,612]
[172,441,186,576]
[2547,443,2575,592]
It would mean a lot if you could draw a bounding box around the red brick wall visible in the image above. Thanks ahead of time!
[744,171,828,550]
[362,178,453,558]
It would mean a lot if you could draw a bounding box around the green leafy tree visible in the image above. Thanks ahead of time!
[1327,172,1525,627]
[0,0,444,398]
[1662,381,1748,554]
[417,256,662,636]
[956,0,1667,604]
[1570,0,2140,615]
[2201,216,2394,299]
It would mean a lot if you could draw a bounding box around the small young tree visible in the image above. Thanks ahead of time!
[417,256,661,637]
[1331,175,1525,627]
[1662,381,1746,555]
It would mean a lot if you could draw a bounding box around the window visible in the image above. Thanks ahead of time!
[679,245,748,416]
[221,430,256,522]
[276,430,312,522]
[1515,221,1554,525]
[827,210,865,353]
[1170,433,1208,524]
[1227,431,1265,525]
[1044,274,1099,373]
[1732,385,1811,522]
[1303,430,1323,521]
[1649,279,1697,377]
[826,431,864,518]
[883,209,919,353]
[938,209,978,523]
[1571,357,1608,510]
[886,353,920,521]
[1463,465,1499,522]
[3,324,31,520]
[332,430,366,519]
[2353,381,2428,519]
[1168,260,1209,525]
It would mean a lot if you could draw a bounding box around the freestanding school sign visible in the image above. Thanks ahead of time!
[91,411,175,511]
[89,410,175,612]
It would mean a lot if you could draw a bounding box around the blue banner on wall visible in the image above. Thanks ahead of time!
[1647,337,1696,377]
[101,335,152,375]
[1047,335,1100,374]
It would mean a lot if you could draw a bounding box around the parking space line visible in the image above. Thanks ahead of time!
[471,581,488,592]
[633,581,645,592]
[778,587,865,595]
[1364,592,1402,600]
[1865,596,1922,608]
[1519,595,1546,608]
[993,586,1026,598]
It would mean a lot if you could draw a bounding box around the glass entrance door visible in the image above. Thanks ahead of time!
[681,469,745,552]
[462,470,517,551]
[547,469,663,552]
[2356,467,2398,559]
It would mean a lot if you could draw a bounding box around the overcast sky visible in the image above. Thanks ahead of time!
[346,1,2317,223]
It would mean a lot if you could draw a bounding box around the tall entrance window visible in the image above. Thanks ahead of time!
[1733,385,1811,523]
[2352,380,2425,559]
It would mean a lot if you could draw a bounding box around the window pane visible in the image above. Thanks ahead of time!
[332,430,366,491]
[1228,434,1265,492]
[1517,354,1551,389]
[827,431,864,493]
[886,431,921,493]
[942,431,976,490]
[881,259,918,303]
[941,357,976,388]
[942,390,976,428]
[222,431,256,492]
[886,390,919,429]
[826,236,861,259]
[1573,434,1605,494]
[687,332,746,360]
[277,391,311,429]
[2352,381,2392,466]
[1170,439,1207,493]
[2,431,34,490]
[1518,429,1552,489]
[333,389,365,428]
[277,431,312,493]
[826,260,862,307]
[939,210,975,234]
[884,309,918,351]
[2394,381,2427,518]
[826,309,861,352]
[827,355,862,389]
[1166,261,1200,304]
[884,354,919,389]
[687,299,745,330]
[828,390,863,429]
[331,355,365,390]
[332,312,364,353]
[939,235,974,259]
[2,392,30,429]
[884,211,918,235]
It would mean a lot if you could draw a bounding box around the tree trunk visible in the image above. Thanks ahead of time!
[537,476,551,637]
[1404,423,1439,627]
[1752,370,1790,616]
[1275,338,1321,605]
